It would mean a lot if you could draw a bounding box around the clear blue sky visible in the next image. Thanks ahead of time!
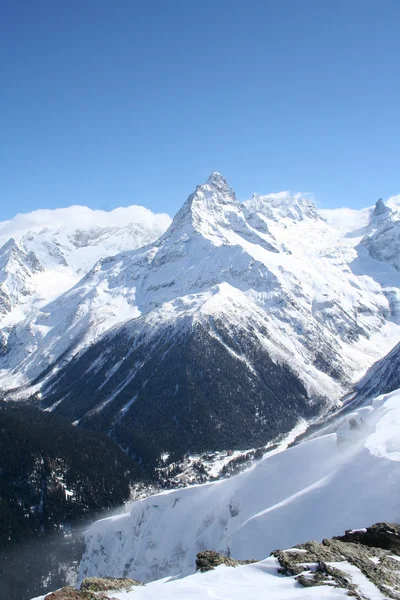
[1,0,399,221]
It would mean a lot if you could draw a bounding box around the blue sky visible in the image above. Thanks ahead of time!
[1,0,399,221]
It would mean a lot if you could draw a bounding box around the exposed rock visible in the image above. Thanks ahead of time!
[196,550,258,572]
[80,576,144,592]
[372,198,391,218]
[272,523,400,599]
[296,562,360,597]
[335,522,400,552]
[44,586,113,600]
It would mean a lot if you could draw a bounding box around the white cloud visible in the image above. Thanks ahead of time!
[0,204,172,246]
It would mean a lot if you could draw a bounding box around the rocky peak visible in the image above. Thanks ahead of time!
[0,236,44,328]
[190,172,238,212]
[0,236,24,257]
[205,171,231,192]
[159,173,278,255]
[244,192,320,223]
[0,237,43,276]
[162,173,241,245]
[360,198,400,270]
[372,198,391,218]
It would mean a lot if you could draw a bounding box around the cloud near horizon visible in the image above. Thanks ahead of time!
[0,204,172,247]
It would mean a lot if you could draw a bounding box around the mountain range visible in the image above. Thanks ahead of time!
[1,173,400,467]
[0,204,170,354]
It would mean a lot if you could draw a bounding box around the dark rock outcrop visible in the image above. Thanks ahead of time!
[196,550,258,572]
[44,587,112,600]
[272,522,400,599]
[335,522,400,552]
[80,576,144,592]
[44,576,144,599]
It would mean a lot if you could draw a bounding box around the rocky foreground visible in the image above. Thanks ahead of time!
[273,522,400,598]
[38,522,400,600]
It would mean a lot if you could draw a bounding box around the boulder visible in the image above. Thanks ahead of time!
[196,550,257,572]
[335,522,400,552]
[80,576,144,592]
[272,522,400,599]
[44,587,112,600]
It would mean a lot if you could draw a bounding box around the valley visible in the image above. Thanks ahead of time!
[2,174,400,467]
[1,174,400,600]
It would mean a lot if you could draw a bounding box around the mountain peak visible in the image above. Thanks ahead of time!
[0,236,44,276]
[0,237,31,271]
[206,172,230,190]
[194,172,236,206]
[1,237,23,253]
[372,198,391,218]
[165,173,239,242]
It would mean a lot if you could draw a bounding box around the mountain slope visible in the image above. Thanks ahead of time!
[0,238,46,353]
[37,286,318,466]
[77,387,400,585]
[0,402,143,600]
[33,555,368,600]
[352,340,400,404]
[0,204,171,351]
[34,524,400,600]
[0,403,141,546]
[2,176,400,466]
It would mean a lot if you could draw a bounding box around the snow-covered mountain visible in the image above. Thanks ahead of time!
[352,339,400,405]
[1,173,400,464]
[0,238,45,352]
[0,205,171,351]
[76,386,400,585]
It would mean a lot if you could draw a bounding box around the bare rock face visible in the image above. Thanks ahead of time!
[80,576,144,592]
[196,550,258,573]
[272,522,400,599]
[335,521,400,552]
[44,577,144,599]
[44,587,112,600]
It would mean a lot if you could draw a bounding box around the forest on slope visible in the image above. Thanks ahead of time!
[0,402,143,600]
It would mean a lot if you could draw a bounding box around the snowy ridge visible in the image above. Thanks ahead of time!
[32,558,364,600]
[1,174,400,399]
[244,190,320,223]
[0,238,44,320]
[0,205,171,351]
[1,174,400,472]
[78,388,400,586]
